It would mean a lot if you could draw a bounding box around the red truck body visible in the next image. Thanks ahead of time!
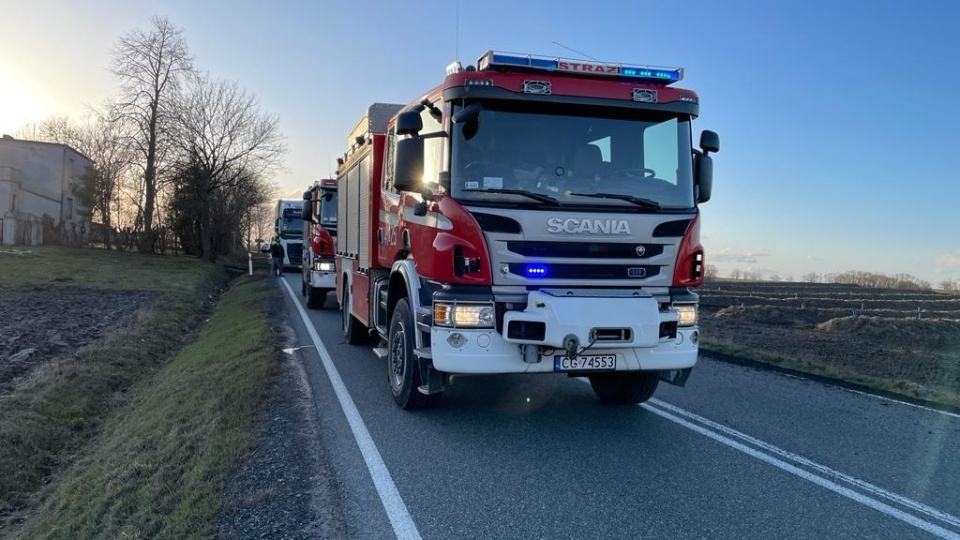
[334,51,719,409]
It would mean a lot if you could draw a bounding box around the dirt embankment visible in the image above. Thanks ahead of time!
[0,287,159,396]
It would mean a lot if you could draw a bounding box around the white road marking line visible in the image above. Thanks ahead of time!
[836,388,960,420]
[280,279,422,540]
[649,398,960,530]
[641,401,960,539]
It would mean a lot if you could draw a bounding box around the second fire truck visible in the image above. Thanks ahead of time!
[301,179,338,308]
[335,51,719,409]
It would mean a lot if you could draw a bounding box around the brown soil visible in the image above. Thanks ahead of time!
[0,286,159,395]
[700,283,960,395]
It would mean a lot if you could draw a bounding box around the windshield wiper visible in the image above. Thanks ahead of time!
[463,188,560,206]
[569,192,661,210]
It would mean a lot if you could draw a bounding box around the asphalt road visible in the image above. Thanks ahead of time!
[278,275,960,540]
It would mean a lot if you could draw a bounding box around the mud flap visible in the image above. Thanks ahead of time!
[417,354,445,395]
[659,367,692,387]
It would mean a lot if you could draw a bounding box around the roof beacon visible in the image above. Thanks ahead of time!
[476,50,683,85]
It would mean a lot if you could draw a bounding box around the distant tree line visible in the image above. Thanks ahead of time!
[20,17,283,261]
[713,266,938,290]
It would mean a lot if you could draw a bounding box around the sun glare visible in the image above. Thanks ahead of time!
[0,66,49,135]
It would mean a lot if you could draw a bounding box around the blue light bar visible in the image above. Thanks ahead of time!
[477,50,683,85]
[525,265,549,277]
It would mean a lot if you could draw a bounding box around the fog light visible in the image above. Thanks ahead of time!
[447,332,467,348]
[690,330,699,345]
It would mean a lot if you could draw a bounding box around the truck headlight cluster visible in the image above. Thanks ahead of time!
[674,305,698,327]
[313,261,334,271]
[434,302,496,329]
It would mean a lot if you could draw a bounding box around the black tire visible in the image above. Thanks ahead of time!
[589,371,659,405]
[301,277,307,297]
[306,285,327,309]
[341,286,367,344]
[387,298,440,410]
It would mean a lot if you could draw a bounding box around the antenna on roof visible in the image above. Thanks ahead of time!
[551,41,602,62]
[455,0,461,62]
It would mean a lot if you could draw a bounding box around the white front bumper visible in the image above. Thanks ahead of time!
[309,270,336,289]
[430,290,697,374]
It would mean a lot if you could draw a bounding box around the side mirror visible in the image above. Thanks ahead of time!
[700,130,720,155]
[393,137,424,193]
[396,110,423,136]
[301,198,312,222]
[302,190,311,201]
[694,152,713,204]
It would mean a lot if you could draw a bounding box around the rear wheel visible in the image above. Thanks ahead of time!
[341,286,367,344]
[388,298,440,409]
[589,371,659,405]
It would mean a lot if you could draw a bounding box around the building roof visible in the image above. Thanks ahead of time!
[0,134,94,164]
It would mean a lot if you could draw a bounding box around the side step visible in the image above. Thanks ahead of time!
[373,347,388,360]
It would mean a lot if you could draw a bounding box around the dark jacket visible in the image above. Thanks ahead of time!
[270,242,285,259]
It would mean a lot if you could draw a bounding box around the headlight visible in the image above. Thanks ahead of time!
[313,261,334,271]
[674,304,698,327]
[434,302,496,329]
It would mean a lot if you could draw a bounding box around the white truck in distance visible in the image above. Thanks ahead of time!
[274,200,303,270]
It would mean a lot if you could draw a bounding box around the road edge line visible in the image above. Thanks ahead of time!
[280,279,422,540]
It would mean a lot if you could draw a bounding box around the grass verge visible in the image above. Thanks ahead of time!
[15,276,278,540]
[0,248,224,524]
[700,339,960,411]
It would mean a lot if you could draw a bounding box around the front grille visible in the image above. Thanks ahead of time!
[506,241,663,259]
[508,263,660,280]
[287,244,303,265]
[593,328,633,342]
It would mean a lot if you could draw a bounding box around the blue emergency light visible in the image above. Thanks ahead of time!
[477,50,683,85]
[525,265,549,277]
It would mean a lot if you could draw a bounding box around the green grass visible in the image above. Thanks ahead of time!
[701,339,960,409]
[0,246,213,293]
[0,247,225,526]
[14,276,278,540]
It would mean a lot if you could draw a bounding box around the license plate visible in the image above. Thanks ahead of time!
[554,354,616,372]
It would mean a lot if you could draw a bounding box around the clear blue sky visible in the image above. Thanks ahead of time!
[2,0,957,283]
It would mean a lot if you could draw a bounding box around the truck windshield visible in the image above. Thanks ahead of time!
[450,104,694,210]
[279,210,302,238]
[319,190,337,230]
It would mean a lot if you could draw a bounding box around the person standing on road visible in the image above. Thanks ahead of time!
[270,238,285,277]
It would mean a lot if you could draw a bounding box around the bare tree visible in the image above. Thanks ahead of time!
[170,76,284,260]
[728,267,743,280]
[703,263,719,282]
[110,16,195,254]
[802,271,820,283]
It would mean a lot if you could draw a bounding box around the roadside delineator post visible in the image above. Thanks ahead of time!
[248,253,253,276]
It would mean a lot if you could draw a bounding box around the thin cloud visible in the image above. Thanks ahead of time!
[806,255,823,262]
[935,251,960,270]
[711,248,770,264]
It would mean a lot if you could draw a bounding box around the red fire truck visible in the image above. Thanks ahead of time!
[301,179,338,308]
[335,51,719,409]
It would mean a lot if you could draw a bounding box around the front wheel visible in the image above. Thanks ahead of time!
[589,371,659,405]
[388,298,440,410]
